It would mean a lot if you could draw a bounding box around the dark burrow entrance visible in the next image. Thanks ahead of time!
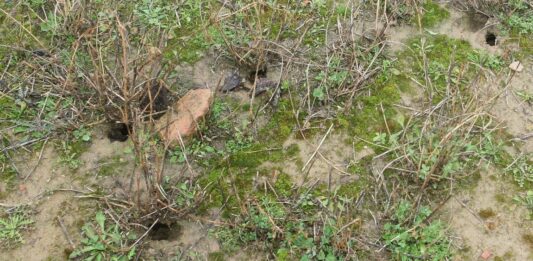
[107,122,130,142]
[106,81,172,142]
[247,65,268,83]
[139,80,170,120]
[485,32,496,46]
[148,222,180,241]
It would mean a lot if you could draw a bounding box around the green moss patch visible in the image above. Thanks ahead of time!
[419,1,450,28]
[97,156,129,177]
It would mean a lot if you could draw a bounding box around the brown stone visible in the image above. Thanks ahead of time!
[157,89,213,145]
[480,249,492,260]
[509,61,523,72]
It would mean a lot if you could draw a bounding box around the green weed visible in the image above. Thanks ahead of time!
[173,181,202,210]
[134,0,173,29]
[514,190,533,219]
[507,14,533,34]
[493,1,533,35]
[168,140,218,165]
[338,59,404,149]
[373,119,500,185]
[515,90,533,104]
[57,139,89,170]
[212,194,350,260]
[313,58,350,102]
[164,1,212,64]
[39,12,61,36]
[0,153,17,190]
[73,128,92,143]
[1,96,56,141]
[0,207,33,248]
[383,201,451,260]
[70,211,136,260]
[467,50,505,70]
[225,129,253,154]
[506,154,533,188]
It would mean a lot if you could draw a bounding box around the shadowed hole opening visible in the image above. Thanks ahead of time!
[149,222,180,241]
[247,67,268,83]
[140,80,170,121]
[485,32,496,46]
[107,123,130,142]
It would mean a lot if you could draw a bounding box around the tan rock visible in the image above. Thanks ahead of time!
[480,249,492,260]
[509,61,523,72]
[157,88,213,145]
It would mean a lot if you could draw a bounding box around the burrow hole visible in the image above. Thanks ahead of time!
[247,67,268,83]
[107,123,130,142]
[485,32,496,46]
[149,222,180,241]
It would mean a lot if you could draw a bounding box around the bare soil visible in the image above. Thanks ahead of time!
[443,167,533,260]
[1,6,532,261]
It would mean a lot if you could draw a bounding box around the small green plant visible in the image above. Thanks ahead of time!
[506,154,533,188]
[58,141,83,170]
[209,100,231,130]
[210,100,227,122]
[383,201,451,260]
[27,0,45,7]
[497,1,533,34]
[313,57,350,102]
[468,51,504,70]
[514,190,533,219]
[174,181,201,209]
[225,129,253,153]
[0,152,17,187]
[516,90,533,104]
[3,96,57,141]
[507,14,533,34]
[73,128,92,142]
[169,140,218,164]
[40,12,62,36]
[212,194,348,260]
[372,124,485,183]
[70,211,136,260]
[0,208,33,248]
[134,0,173,28]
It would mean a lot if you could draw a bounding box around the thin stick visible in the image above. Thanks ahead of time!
[24,138,49,181]
[129,218,159,250]
[301,123,334,172]
[57,216,75,249]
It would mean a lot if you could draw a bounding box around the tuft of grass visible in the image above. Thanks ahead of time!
[505,154,533,189]
[57,139,90,171]
[467,50,505,70]
[70,211,137,260]
[383,201,451,260]
[507,13,533,34]
[212,193,354,260]
[0,153,18,191]
[0,207,33,248]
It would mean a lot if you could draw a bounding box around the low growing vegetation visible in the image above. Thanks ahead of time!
[0,0,532,260]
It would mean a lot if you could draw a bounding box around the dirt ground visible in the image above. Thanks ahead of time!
[1,4,532,261]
